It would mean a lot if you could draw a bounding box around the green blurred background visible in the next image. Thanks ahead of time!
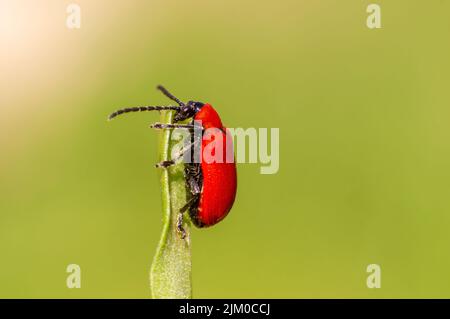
[1,0,450,298]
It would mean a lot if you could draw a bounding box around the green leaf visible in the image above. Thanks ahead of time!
[150,110,192,299]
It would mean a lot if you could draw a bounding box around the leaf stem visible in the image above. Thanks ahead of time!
[150,110,192,299]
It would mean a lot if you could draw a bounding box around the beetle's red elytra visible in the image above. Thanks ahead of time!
[108,85,237,238]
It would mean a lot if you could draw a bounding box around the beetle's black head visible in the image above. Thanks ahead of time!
[174,100,204,122]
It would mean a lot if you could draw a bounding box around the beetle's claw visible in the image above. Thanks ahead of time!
[150,123,162,129]
[177,225,186,239]
[177,213,186,239]
[155,160,175,168]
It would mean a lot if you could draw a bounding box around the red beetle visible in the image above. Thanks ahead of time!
[108,86,237,238]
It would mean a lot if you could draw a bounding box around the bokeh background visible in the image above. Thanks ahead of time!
[1,0,450,298]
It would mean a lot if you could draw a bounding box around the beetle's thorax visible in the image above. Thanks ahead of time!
[194,104,224,129]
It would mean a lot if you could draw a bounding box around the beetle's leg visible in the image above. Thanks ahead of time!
[176,162,202,239]
[155,138,201,168]
[177,194,199,239]
[150,123,195,130]
[156,159,176,168]
[185,164,202,195]
[155,129,202,168]
[187,176,201,195]
[176,213,186,239]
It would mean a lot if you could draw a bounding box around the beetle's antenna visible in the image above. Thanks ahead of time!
[157,85,185,106]
[108,105,180,121]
